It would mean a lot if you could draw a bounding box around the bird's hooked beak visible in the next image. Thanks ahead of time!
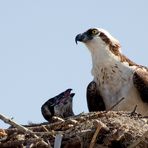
[55,89,75,105]
[75,32,93,44]
[64,89,75,98]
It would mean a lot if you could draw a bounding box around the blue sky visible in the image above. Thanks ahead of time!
[0,1,148,128]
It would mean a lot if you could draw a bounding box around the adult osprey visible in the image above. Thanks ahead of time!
[75,28,148,116]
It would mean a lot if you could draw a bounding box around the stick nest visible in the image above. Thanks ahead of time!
[0,111,148,148]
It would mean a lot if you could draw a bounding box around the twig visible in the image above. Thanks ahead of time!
[52,116,65,122]
[0,113,51,148]
[89,120,108,148]
[41,125,50,132]
[130,105,137,116]
[107,97,125,111]
[23,121,49,127]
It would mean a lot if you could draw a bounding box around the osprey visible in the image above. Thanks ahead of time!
[41,89,75,121]
[75,28,148,116]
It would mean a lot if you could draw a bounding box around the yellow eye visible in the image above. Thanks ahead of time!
[91,29,98,35]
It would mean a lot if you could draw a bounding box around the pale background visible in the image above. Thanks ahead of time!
[0,1,148,128]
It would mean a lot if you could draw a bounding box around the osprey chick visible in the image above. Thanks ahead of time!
[75,28,148,115]
[41,89,75,121]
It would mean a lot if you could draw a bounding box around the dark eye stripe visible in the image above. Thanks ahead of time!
[87,28,98,36]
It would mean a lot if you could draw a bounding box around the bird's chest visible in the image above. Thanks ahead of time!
[92,63,134,108]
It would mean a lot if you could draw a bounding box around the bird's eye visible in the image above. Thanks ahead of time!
[91,29,98,35]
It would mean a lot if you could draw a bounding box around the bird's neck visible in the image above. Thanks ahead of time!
[91,45,121,67]
[89,45,135,78]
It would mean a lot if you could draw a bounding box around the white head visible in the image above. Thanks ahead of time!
[75,27,136,67]
[75,28,121,57]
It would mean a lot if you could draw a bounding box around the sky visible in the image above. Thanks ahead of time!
[0,1,148,128]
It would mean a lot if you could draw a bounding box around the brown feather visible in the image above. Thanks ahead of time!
[87,81,106,111]
[99,31,138,66]
[133,67,148,103]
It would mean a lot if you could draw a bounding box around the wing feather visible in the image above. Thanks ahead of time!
[133,67,148,103]
[87,81,106,111]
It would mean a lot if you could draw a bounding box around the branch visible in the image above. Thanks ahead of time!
[0,113,51,148]
[89,120,109,148]
[107,97,125,111]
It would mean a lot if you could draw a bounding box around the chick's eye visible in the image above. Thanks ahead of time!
[91,29,98,35]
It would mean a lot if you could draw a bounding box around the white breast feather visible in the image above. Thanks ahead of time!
[85,37,148,115]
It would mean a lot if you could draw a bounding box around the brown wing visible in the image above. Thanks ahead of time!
[133,67,148,103]
[87,81,106,111]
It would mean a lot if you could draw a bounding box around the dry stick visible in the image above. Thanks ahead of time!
[41,125,50,132]
[89,120,105,148]
[107,97,125,111]
[130,105,137,116]
[0,113,51,148]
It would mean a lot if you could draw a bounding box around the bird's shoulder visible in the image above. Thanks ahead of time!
[133,66,148,103]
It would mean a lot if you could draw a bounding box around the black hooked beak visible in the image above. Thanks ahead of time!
[75,33,85,44]
[70,93,75,98]
[75,32,93,44]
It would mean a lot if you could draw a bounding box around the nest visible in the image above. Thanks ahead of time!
[0,111,148,148]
